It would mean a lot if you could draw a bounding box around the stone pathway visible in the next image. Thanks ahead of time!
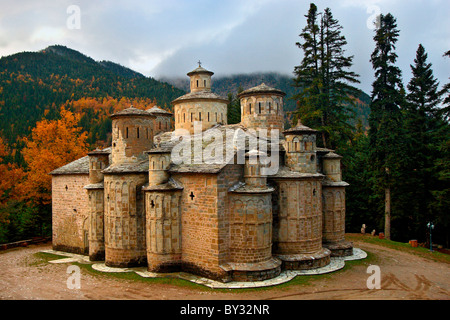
[40,248,367,289]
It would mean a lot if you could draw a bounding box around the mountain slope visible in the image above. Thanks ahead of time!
[0,45,185,162]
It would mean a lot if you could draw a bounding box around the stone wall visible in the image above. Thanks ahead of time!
[217,164,244,265]
[172,171,228,280]
[87,188,105,261]
[174,100,227,134]
[284,135,317,173]
[240,95,284,132]
[111,117,155,164]
[145,191,182,272]
[228,193,272,263]
[322,186,346,243]
[272,178,323,254]
[52,174,90,254]
[104,173,148,267]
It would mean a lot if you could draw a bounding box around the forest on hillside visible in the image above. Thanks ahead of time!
[0,45,184,164]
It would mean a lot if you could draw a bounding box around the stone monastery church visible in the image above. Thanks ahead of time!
[50,64,353,282]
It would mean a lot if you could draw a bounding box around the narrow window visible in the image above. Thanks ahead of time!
[183,113,186,123]
[269,102,271,113]
[196,80,199,87]
[208,112,210,122]
[215,112,217,121]
[204,80,206,87]
[191,113,193,122]
[249,103,252,113]
[137,127,140,138]
[146,128,149,139]
[126,127,128,139]
[199,112,202,121]
[258,102,262,114]
[159,122,161,130]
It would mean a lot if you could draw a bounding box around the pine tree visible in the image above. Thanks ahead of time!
[402,44,443,241]
[369,13,406,240]
[227,86,242,125]
[439,50,450,120]
[293,4,360,150]
[293,3,322,137]
[320,8,360,149]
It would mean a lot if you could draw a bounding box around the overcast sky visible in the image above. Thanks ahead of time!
[0,0,449,93]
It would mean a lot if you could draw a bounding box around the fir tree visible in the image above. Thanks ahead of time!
[369,13,406,240]
[227,86,242,125]
[293,3,322,137]
[402,44,443,241]
[293,4,360,150]
[439,50,450,120]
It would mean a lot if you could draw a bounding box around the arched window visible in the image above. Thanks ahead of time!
[293,137,300,152]
[183,113,186,123]
[196,80,199,87]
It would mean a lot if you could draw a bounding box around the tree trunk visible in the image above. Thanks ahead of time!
[385,186,391,240]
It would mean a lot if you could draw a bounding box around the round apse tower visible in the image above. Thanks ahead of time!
[103,106,155,268]
[238,83,285,134]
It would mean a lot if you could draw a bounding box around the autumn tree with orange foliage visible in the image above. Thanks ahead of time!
[0,137,25,223]
[21,107,89,205]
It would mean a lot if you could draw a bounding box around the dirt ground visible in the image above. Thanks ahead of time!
[0,239,449,300]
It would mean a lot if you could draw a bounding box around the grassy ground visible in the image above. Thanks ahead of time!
[346,233,450,264]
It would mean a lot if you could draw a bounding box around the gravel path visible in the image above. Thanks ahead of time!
[0,241,449,300]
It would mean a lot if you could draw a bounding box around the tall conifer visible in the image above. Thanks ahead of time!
[369,13,406,240]
[293,4,360,150]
